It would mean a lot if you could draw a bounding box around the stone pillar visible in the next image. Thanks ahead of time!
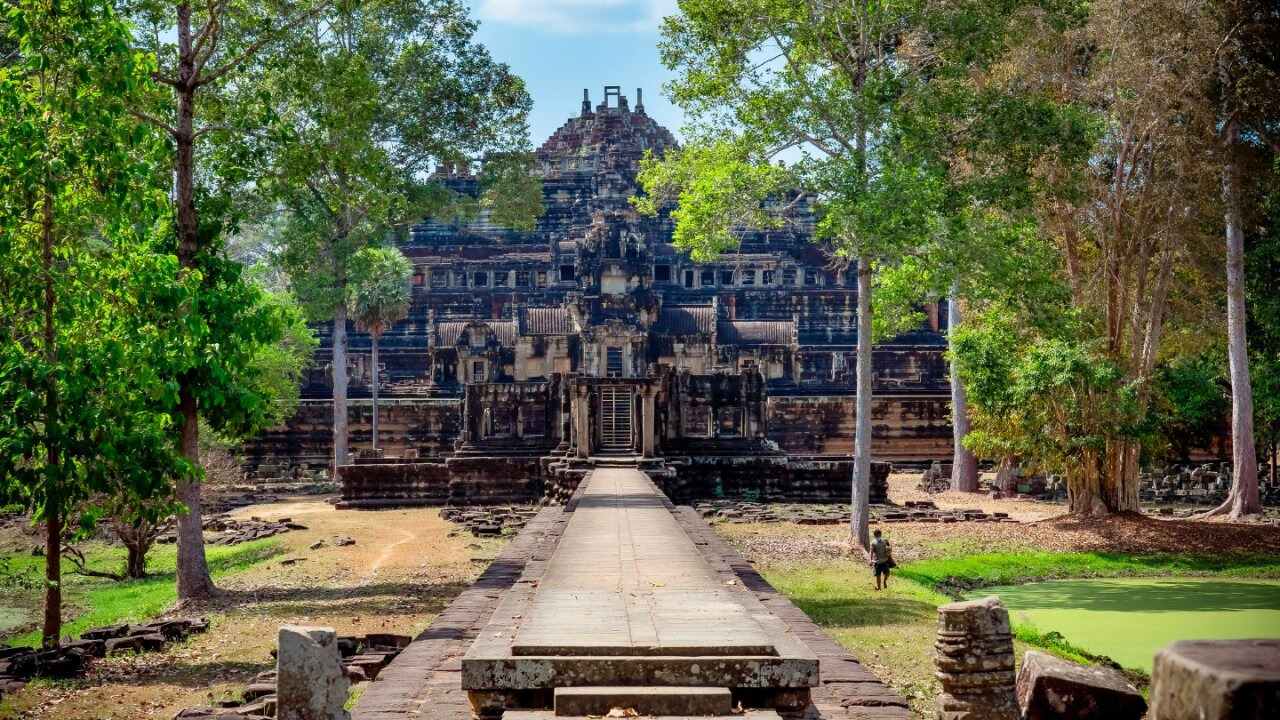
[641,386,656,458]
[934,596,1019,720]
[575,385,591,459]
[277,625,350,720]
[1150,639,1280,720]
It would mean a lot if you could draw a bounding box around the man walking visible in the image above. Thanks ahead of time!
[869,528,894,591]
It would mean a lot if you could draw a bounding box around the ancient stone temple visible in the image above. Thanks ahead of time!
[243,86,952,504]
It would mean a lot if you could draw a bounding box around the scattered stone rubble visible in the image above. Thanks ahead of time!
[0,617,208,700]
[438,505,541,537]
[694,500,1016,525]
[157,515,305,547]
[175,632,411,719]
[1141,461,1280,507]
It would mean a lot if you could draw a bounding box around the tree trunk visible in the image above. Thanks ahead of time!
[126,541,148,579]
[333,303,350,468]
[175,386,214,599]
[40,184,62,649]
[996,456,1017,494]
[947,289,979,492]
[370,333,380,452]
[1204,121,1261,518]
[42,511,62,648]
[851,256,873,552]
[1067,440,1141,515]
[171,2,214,601]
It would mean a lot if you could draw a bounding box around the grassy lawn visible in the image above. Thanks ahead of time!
[743,538,1280,718]
[899,551,1280,593]
[1,539,283,648]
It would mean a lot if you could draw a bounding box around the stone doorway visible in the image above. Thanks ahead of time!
[599,385,634,453]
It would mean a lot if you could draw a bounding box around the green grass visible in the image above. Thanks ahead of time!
[2,539,283,648]
[897,551,1280,594]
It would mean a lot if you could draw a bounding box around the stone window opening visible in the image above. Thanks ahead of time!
[453,270,467,287]
[474,271,489,287]
[472,359,486,381]
[431,270,449,288]
[700,269,715,286]
[762,269,775,285]
[783,267,797,285]
[720,270,734,286]
[560,264,576,282]
[654,264,671,283]
[683,269,695,288]
[536,270,547,287]
[494,271,509,287]
[515,270,531,287]
[804,269,818,286]
[742,269,756,286]
[606,346,624,377]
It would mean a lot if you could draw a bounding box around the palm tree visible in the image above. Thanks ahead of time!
[348,246,413,452]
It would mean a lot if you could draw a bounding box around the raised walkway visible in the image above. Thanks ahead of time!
[353,469,908,719]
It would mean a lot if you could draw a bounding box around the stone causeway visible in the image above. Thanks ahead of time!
[352,467,908,719]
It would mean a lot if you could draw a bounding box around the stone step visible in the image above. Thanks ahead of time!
[508,710,780,720]
[553,686,733,717]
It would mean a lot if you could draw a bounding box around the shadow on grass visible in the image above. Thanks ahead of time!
[986,578,1280,613]
[789,594,937,628]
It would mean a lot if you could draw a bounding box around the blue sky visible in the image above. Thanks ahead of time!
[470,0,687,146]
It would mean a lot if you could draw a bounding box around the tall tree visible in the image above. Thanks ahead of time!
[125,0,325,600]
[348,246,413,451]
[1199,0,1280,518]
[642,0,952,551]
[266,0,537,472]
[0,0,179,644]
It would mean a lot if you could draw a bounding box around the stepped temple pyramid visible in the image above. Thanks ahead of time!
[244,86,953,505]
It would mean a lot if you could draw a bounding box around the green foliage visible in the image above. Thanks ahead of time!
[1151,352,1229,461]
[268,0,539,321]
[3,539,282,648]
[952,305,1142,478]
[243,289,317,430]
[0,0,181,526]
[348,246,413,339]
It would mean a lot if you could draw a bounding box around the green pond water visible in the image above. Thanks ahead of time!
[967,578,1280,671]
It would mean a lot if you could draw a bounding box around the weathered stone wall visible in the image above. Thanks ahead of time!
[662,456,890,505]
[240,399,463,473]
[766,394,952,461]
[337,456,543,508]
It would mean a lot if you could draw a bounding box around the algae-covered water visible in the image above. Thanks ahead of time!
[968,577,1280,671]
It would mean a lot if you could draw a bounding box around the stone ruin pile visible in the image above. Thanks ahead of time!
[0,617,208,700]
[157,514,306,547]
[176,631,411,720]
[439,505,540,537]
[1140,461,1280,507]
[695,499,1015,525]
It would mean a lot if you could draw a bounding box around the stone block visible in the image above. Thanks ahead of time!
[1150,639,1280,719]
[1016,650,1145,719]
[276,625,350,720]
[553,686,732,717]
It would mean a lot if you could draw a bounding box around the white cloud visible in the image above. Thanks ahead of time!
[476,0,678,33]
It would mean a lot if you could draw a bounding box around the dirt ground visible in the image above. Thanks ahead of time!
[722,474,1280,566]
[1,498,504,720]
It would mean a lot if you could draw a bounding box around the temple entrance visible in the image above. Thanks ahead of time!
[598,385,634,453]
